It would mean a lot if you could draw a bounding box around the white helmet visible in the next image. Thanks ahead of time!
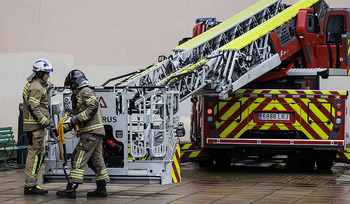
[27,58,53,81]
[33,58,53,72]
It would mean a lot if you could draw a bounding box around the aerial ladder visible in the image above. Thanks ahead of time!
[44,0,343,185]
[158,0,329,100]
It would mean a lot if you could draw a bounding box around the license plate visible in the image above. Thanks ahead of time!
[259,112,290,121]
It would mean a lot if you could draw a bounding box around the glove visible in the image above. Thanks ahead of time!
[47,82,54,90]
[43,116,51,128]
[46,121,58,142]
[45,118,54,129]
[63,117,74,132]
[70,115,80,126]
[49,128,58,139]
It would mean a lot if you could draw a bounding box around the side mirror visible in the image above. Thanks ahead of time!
[158,55,167,62]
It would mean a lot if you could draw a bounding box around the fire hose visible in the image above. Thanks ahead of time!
[56,116,78,183]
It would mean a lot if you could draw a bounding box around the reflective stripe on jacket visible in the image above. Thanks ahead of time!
[22,78,51,132]
[71,87,105,135]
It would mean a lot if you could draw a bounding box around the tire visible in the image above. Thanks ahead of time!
[300,159,315,171]
[316,160,333,170]
[315,150,336,170]
[286,153,300,169]
[199,159,213,168]
[299,149,315,171]
[215,157,232,169]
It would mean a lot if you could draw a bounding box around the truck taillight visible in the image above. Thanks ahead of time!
[206,98,216,130]
[336,118,341,125]
[334,126,340,132]
[336,103,342,109]
[337,111,342,117]
[207,108,213,115]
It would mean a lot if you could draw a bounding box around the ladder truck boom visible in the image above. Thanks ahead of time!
[158,0,324,100]
[173,0,284,66]
[113,0,285,95]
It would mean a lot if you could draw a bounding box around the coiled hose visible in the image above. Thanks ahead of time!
[56,116,78,165]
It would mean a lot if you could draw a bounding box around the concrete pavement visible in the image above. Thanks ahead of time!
[1,161,350,203]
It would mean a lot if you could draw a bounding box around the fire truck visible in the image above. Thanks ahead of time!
[44,0,350,185]
[180,0,350,170]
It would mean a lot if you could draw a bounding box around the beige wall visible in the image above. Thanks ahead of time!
[0,0,350,138]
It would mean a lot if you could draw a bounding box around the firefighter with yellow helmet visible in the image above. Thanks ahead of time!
[23,58,53,195]
[56,69,110,199]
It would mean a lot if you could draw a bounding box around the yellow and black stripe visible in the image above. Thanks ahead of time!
[213,89,346,140]
[172,142,181,183]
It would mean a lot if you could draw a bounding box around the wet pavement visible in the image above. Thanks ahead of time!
[1,158,350,203]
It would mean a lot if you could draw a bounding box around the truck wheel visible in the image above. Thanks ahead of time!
[215,157,232,168]
[286,153,299,169]
[315,150,336,170]
[316,160,333,170]
[299,149,315,171]
[300,159,315,171]
[199,159,213,168]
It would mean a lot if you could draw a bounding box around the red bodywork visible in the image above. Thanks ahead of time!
[257,8,350,82]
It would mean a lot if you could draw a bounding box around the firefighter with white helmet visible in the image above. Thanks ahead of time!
[23,58,53,195]
[56,69,110,199]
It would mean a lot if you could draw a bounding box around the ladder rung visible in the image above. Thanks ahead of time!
[220,0,319,51]
[174,0,279,51]
[157,59,206,85]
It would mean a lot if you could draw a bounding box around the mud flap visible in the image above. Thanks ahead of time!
[172,142,181,183]
[336,148,350,163]
[180,142,206,163]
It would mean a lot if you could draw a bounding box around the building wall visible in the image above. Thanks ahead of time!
[0,0,349,138]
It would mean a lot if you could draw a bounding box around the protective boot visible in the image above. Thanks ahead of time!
[56,182,79,199]
[24,185,48,195]
[87,180,107,197]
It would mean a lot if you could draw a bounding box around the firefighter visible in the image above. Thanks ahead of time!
[23,59,54,195]
[56,69,110,199]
